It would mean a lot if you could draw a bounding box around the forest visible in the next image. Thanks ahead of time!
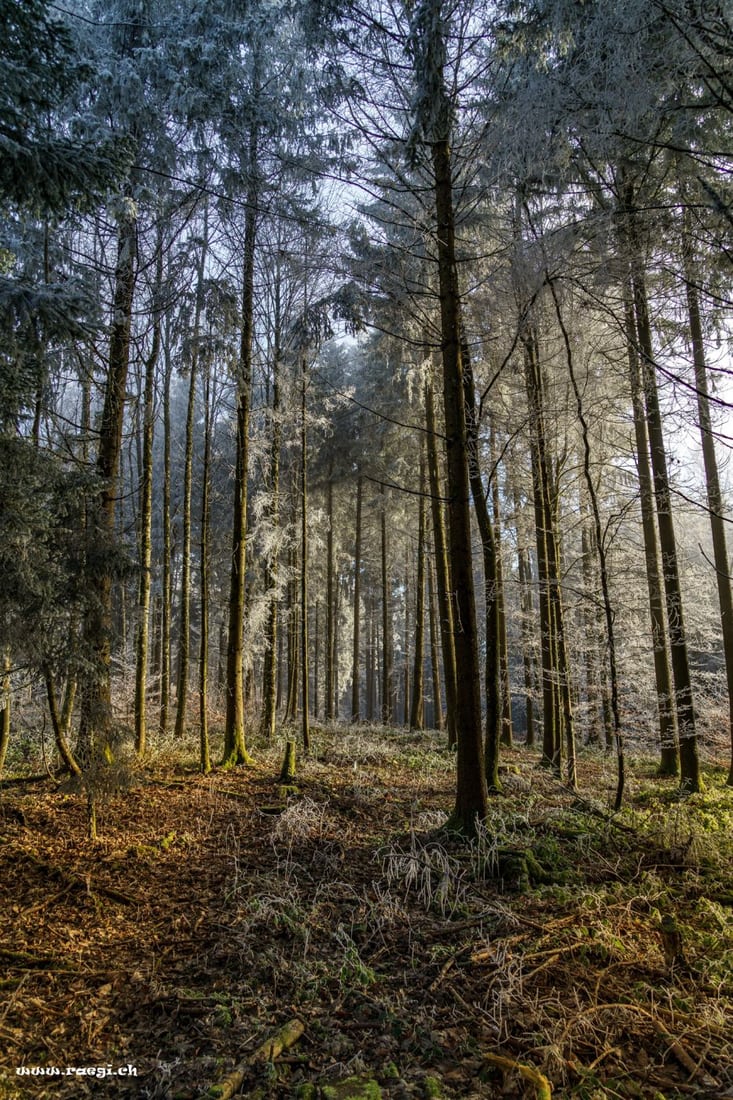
[1,0,733,1097]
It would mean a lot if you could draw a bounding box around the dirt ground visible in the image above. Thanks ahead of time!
[0,727,731,1099]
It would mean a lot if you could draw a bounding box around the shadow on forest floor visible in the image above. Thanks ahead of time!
[0,726,732,1099]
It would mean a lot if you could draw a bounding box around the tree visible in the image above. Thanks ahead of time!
[408,0,488,830]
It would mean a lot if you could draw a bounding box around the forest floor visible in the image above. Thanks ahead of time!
[0,726,732,1100]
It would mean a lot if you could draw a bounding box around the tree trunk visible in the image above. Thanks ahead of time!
[300,356,311,753]
[366,595,375,723]
[198,346,213,774]
[549,278,623,808]
[425,377,457,747]
[286,538,299,724]
[431,132,488,831]
[517,539,536,747]
[627,199,701,792]
[490,420,513,748]
[403,545,410,725]
[381,483,393,725]
[523,329,561,773]
[622,287,679,774]
[44,667,81,777]
[261,303,282,741]
[78,201,137,767]
[427,555,443,731]
[134,237,162,757]
[175,224,208,741]
[682,208,733,787]
[314,599,320,719]
[325,472,335,721]
[0,652,10,777]
[351,474,363,723]
[159,322,173,738]
[460,331,501,792]
[410,456,426,731]
[223,120,259,768]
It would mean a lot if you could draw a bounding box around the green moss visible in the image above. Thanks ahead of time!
[423,1076,442,1098]
[278,784,299,799]
[321,1076,382,1100]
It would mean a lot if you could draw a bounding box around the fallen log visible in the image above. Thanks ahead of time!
[203,1017,305,1100]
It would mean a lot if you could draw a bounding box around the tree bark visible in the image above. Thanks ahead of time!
[626,197,701,792]
[381,482,393,725]
[523,328,561,773]
[490,418,513,748]
[410,456,426,731]
[548,278,623,807]
[261,278,283,741]
[223,118,259,768]
[159,320,173,738]
[681,207,733,787]
[174,223,208,741]
[134,236,162,757]
[325,471,335,721]
[431,133,488,831]
[351,474,363,723]
[622,285,679,774]
[460,330,501,792]
[0,652,11,777]
[78,202,137,765]
[427,554,443,731]
[425,377,457,747]
[300,355,311,753]
[198,344,213,774]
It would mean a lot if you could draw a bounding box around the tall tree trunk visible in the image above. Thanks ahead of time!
[425,378,457,746]
[325,472,335,721]
[622,287,679,773]
[78,201,137,776]
[159,321,173,737]
[517,538,536,747]
[134,236,163,757]
[286,538,299,723]
[523,330,561,773]
[431,132,488,830]
[380,483,393,725]
[223,120,258,767]
[300,356,311,753]
[198,349,212,774]
[682,207,733,787]
[314,599,320,719]
[580,519,602,744]
[175,223,208,741]
[460,331,501,791]
[351,474,363,723]
[427,555,443,731]
[403,545,410,725]
[333,572,342,719]
[626,194,701,792]
[490,420,513,748]
[261,290,283,741]
[410,456,426,731]
[366,595,375,723]
[549,278,623,807]
[0,652,11,777]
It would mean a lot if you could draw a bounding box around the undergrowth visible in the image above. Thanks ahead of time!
[0,727,731,1099]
